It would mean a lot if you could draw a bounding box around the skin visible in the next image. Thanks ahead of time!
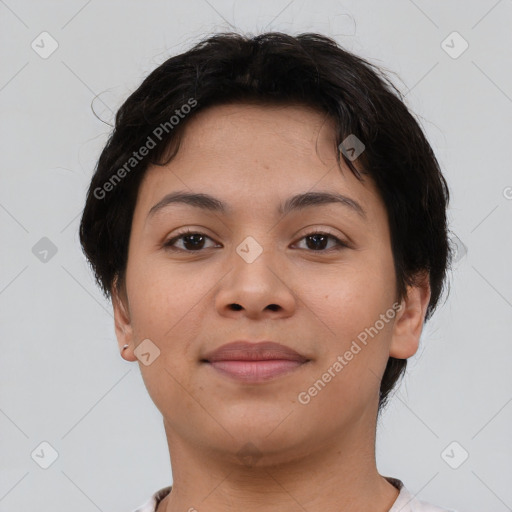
[112,103,431,512]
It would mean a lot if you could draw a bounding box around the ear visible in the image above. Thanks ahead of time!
[112,276,137,362]
[389,271,431,359]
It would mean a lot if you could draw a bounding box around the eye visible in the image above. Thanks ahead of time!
[163,229,349,253]
[163,229,220,252]
[293,231,349,252]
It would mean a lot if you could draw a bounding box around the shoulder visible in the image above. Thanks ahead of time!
[386,477,458,512]
[130,485,172,512]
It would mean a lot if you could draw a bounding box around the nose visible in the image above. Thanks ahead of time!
[214,242,297,321]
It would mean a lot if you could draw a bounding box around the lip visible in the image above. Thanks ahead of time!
[201,341,310,383]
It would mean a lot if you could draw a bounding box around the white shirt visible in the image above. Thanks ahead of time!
[131,476,457,511]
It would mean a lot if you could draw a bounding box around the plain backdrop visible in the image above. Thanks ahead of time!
[1,1,511,511]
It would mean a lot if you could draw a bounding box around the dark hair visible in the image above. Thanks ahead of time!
[79,31,451,413]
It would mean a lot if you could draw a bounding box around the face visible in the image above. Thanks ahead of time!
[113,102,429,465]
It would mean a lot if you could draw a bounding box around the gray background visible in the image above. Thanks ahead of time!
[1,1,511,511]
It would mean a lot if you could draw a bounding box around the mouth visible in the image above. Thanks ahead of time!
[201,341,311,383]
[205,359,309,382]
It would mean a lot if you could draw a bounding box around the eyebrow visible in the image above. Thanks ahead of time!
[147,190,366,220]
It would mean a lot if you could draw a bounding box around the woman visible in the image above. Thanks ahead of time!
[79,32,456,512]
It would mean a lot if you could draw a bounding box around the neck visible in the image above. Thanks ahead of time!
[158,408,399,512]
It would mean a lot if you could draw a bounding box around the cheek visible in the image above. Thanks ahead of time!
[305,251,396,385]
[125,257,205,419]
[126,253,202,337]
[297,284,396,421]
[315,257,396,333]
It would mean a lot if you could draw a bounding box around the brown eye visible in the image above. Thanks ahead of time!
[164,230,219,252]
[163,229,349,253]
[294,232,349,252]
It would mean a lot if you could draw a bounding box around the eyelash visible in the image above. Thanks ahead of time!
[163,228,349,253]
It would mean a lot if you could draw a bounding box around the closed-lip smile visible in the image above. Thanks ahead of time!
[201,341,310,382]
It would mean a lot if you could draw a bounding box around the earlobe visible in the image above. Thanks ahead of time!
[112,278,137,362]
[389,272,431,360]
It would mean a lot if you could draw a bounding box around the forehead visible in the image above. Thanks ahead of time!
[146,102,340,185]
[180,101,337,149]
[134,102,385,226]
